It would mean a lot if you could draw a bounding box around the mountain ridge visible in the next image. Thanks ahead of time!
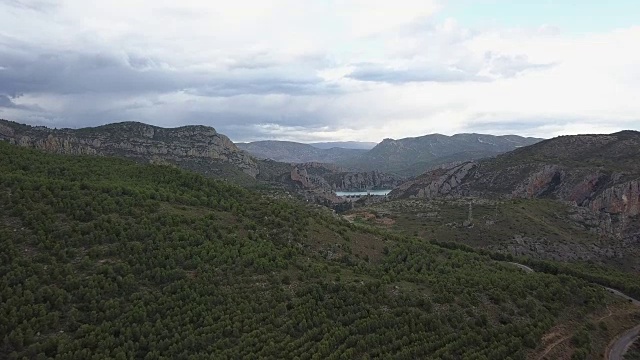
[389,130,640,242]
[0,119,260,182]
[341,132,543,176]
[237,140,367,164]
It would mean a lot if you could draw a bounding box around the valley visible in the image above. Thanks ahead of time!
[3,1,638,358]
[1,119,639,359]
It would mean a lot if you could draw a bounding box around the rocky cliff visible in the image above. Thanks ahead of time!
[0,119,259,179]
[389,131,640,240]
[305,165,402,192]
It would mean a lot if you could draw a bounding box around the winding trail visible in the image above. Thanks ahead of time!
[537,335,571,360]
[504,262,640,360]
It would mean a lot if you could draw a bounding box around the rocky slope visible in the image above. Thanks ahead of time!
[341,133,542,176]
[238,140,366,164]
[0,119,259,180]
[257,161,403,204]
[390,131,640,241]
[292,163,403,191]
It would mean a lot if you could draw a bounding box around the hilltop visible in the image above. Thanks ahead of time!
[0,119,259,183]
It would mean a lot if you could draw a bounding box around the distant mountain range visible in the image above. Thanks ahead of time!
[0,119,545,199]
[240,134,543,176]
[343,133,543,176]
[237,141,367,164]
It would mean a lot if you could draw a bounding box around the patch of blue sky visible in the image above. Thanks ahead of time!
[437,0,640,34]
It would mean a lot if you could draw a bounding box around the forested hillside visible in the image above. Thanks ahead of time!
[0,142,628,359]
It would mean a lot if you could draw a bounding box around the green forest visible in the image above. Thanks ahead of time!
[0,142,626,359]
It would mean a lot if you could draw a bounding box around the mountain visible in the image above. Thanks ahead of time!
[238,140,366,163]
[387,131,640,262]
[1,140,635,359]
[0,119,400,204]
[0,119,259,183]
[309,141,378,150]
[341,133,543,176]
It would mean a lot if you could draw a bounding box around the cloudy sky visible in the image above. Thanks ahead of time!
[1,0,639,142]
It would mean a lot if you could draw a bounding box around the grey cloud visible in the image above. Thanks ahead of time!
[347,53,555,84]
[188,78,340,97]
[466,120,557,133]
[0,48,183,95]
[0,94,42,111]
[485,53,556,77]
[347,64,488,83]
[0,39,331,98]
[0,95,22,109]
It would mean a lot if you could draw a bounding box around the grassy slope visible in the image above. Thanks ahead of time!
[0,142,629,359]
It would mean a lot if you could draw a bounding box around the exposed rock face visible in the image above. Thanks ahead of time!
[390,131,640,240]
[590,180,640,217]
[390,162,476,199]
[268,162,402,204]
[284,163,403,192]
[0,120,259,178]
[513,165,565,198]
[329,171,402,191]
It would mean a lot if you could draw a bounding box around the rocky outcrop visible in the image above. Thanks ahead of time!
[389,162,476,199]
[331,171,402,191]
[513,165,565,198]
[286,163,403,192]
[590,180,640,217]
[0,120,259,178]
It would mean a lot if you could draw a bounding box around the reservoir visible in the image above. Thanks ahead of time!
[335,189,392,197]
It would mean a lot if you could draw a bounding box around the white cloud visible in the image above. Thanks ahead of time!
[0,0,638,142]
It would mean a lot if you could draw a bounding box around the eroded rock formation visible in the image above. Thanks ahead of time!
[0,120,259,178]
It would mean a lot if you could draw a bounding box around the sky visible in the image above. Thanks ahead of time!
[0,0,639,142]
